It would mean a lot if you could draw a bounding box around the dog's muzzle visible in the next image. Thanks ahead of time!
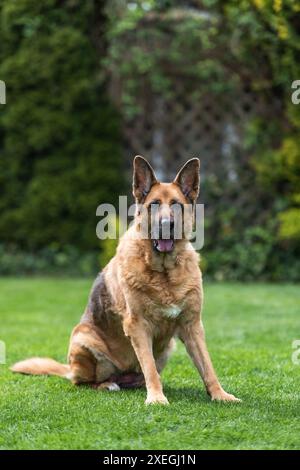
[153,218,175,254]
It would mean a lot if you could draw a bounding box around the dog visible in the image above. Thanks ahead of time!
[12,156,240,405]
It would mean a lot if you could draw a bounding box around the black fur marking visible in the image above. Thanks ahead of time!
[81,272,109,327]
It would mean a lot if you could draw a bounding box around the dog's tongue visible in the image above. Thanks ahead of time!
[157,239,174,253]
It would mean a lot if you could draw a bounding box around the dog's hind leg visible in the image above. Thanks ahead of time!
[68,342,120,391]
[67,323,119,390]
[67,341,97,385]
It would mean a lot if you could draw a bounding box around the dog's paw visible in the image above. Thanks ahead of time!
[145,393,169,405]
[211,389,241,403]
[92,381,121,392]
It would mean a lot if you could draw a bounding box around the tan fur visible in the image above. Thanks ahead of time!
[11,157,240,404]
[11,358,69,376]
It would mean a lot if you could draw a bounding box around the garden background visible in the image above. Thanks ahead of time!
[0,0,299,280]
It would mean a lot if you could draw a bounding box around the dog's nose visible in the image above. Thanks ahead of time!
[160,218,174,237]
[161,218,174,228]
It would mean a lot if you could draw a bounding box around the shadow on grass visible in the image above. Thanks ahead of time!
[65,380,245,407]
[111,384,211,405]
[163,385,209,403]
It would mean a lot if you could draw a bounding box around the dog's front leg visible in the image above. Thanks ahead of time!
[124,316,169,405]
[179,319,241,402]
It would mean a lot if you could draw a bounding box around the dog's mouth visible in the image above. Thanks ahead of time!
[153,239,175,253]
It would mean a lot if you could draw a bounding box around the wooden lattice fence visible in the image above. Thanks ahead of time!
[114,82,280,183]
[109,10,282,183]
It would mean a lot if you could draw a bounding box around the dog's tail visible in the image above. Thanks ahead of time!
[11,357,70,378]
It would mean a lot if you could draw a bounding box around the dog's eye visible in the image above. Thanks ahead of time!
[149,200,161,207]
[171,200,184,212]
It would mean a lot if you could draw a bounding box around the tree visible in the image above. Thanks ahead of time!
[0,0,124,252]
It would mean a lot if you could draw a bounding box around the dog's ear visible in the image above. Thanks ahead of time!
[133,155,158,202]
[174,158,200,201]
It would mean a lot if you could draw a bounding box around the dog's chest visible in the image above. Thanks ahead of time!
[148,295,185,320]
[146,277,189,320]
[160,303,183,319]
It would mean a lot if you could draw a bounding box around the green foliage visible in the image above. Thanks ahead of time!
[0,244,99,276]
[106,0,300,281]
[279,209,300,240]
[0,0,299,279]
[0,0,124,255]
[202,225,275,281]
[107,1,238,117]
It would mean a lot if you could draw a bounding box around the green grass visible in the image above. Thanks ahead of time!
[0,278,299,450]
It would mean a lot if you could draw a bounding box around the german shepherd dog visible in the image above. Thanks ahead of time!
[12,156,240,405]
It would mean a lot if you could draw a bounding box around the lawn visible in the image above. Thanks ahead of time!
[0,278,299,450]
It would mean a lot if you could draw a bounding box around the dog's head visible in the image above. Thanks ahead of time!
[133,156,200,254]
